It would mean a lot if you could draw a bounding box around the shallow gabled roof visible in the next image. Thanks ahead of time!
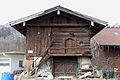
[9,5,108,26]
[94,28,120,46]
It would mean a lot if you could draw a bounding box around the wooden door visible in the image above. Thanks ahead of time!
[65,38,76,54]
[53,57,77,77]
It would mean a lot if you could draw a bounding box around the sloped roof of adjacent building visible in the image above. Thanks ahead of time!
[0,51,25,55]
[9,5,108,26]
[94,27,120,46]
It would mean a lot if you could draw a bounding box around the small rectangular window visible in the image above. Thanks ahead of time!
[19,60,23,68]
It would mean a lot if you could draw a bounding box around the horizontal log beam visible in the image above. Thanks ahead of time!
[50,53,92,57]
[27,24,90,27]
[50,47,90,49]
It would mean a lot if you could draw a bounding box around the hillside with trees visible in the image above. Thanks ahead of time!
[0,25,26,52]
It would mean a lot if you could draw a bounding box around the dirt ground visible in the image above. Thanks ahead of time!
[80,78,117,80]
[21,78,118,80]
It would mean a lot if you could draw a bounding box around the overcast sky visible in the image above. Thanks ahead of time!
[0,0,120,26]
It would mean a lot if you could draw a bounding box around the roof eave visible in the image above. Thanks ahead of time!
[9,5,108,27]
[100,44,120,46]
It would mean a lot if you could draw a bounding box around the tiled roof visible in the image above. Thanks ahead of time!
[94,28,120,45]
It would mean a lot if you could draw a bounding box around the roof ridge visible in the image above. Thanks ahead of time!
[9,5,108,26]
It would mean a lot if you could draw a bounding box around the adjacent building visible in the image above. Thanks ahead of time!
[0,52,25,77]
[91,27,120,74]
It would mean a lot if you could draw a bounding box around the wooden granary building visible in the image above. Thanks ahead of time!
[10,6,107,77]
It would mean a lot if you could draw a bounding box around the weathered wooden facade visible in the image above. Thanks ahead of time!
[10,6,107,77]
[91,28,120,75]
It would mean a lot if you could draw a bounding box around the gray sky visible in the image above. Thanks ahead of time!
[0,0,120,26]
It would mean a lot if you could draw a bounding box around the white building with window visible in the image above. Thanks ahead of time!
[0,52,25,77]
